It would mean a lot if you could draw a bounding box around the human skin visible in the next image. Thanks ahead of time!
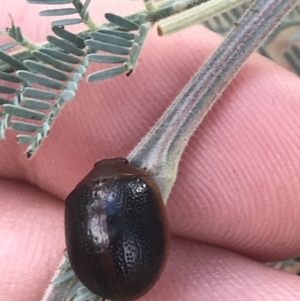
[1,1,300,301]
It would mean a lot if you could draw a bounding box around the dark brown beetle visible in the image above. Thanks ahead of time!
[65,157,170,301]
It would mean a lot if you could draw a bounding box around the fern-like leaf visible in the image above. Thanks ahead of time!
[0,42,18,52]
[2,1,299,159]
[104,13,140,31]
[28,0,96,29]
[0,25,88,157]
[0,40,28,139]
[4,16,38,51]
[86,13,151,82]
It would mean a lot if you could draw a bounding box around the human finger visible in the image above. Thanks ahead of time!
[1,3,300,262]
[1,178,300,301]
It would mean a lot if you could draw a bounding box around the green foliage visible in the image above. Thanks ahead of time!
[0,0,299,157]
[1,1,299,300]
[0,0,152,157]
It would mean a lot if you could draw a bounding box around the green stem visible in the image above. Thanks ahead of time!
[157,0,249,36]
[84,15,99,31]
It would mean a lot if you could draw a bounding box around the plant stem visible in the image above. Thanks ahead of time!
[128,0,299,202]
[157,0,250,36]
[0,0,209,73]
[143,0,158,12]
[84,15,99,31]
[37,0,299,301]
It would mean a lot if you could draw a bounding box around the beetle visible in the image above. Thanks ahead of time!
[65,157,170,301]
